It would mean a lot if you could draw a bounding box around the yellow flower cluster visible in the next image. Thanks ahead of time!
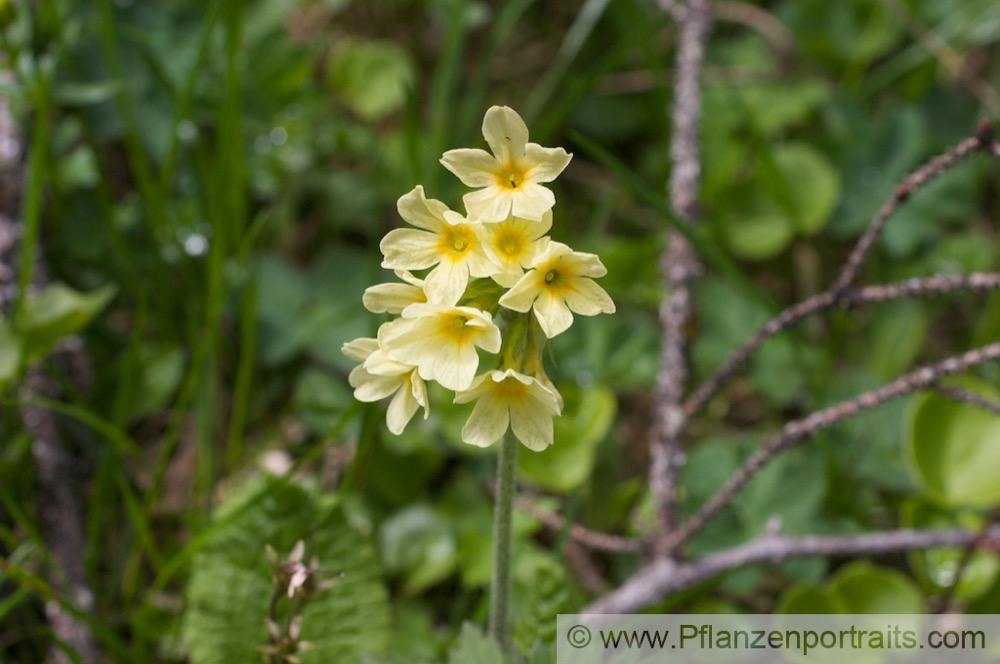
[344,106,615,450]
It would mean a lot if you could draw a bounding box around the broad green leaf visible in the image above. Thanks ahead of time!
[182,476,390,663]
[830,562,925,613]
[863,301,928,381]
[379,504,457,595]
[904,380,1000,508]
[777,584,848,614]
[516,384,615,492]
[900,498,999,600]
[724,207,795,261]
[326,39,415,121]
[773,144,840,235]
[778,562,923,614]
[20,283,115,362]
[447,623,510,664]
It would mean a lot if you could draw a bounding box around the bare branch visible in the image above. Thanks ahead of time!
[666,341,1000,553]
[933,384,1000,417]
[585,525,1000,614]
[685,272,1000,418]
[650,0,712,553]
[514,495,642,554]
[831,126,995,295]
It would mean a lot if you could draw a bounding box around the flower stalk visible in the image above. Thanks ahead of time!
[488,429,518,651]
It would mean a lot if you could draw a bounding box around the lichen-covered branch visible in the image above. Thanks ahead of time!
[586,525,1000,614]
[649,0,712,553]
[665,341,1000,553]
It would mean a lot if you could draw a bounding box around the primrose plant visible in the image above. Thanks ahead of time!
[342,105,614,648]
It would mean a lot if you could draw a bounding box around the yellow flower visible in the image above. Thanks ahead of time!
[380,186,497,306]
[454,369,562,451]
[362,270,427,314]
[342,337,429,435]
[482,211,552,288]
[378,303,502,391]
[499,241,615,338]
[440,106,572,223]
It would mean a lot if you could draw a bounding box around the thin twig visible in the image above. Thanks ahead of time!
[513,495,642,554]
[650,0,712,554]
[585,526,1000,614]
[685,272,1000,418]
[831,125,995,295]
[933,384,1000,416]
[665,341,1000,553]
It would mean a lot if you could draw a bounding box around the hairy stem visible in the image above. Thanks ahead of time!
[488,431,518,650]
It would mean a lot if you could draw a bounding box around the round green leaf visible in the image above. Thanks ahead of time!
[773,144,840,235]
[724,207,795,261]
[830,562,925,614]
[379,504,457,595]
[904,381,1000,508]
[777,584,848,614]
[326,39,414,121]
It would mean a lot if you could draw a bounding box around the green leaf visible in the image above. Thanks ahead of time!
[900,498,999,600]
[516,384,615,492]
[182,476,390,663]
[19,283,115,362]
[379,504,457,595]
[724,207,795,261]
[53,80,120,107]
[127,344,185,421]
[0,317,21,387]
[777,584,848,614]
[778,562,923,614]
[293,368,354,436]
[904,380,1000,508]
[830,562,925,613]
[773,144,840,235]
[326,39,415,121]
[863,301,928,381]
[447,623,510,664]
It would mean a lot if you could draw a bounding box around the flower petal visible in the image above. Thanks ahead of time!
[428,341,479,391]
[363,282,426,314]
[510,182,555,222]
[350,366,402,402]
[499,271,543,312]
[482,106,529,162]
[523,143,572,183]
[464,186,514,224]
[386,379,420,435]
[509,396,554,451]
[567,251,608,278]
[364,349,413,377]
[422,259,469,306]
[342,337,378,362]
[440,148,498,187]
[397,186,449,232]
[462,394,510,447]
[563,277,616,316]
[454,371,493,404]
[533,292,575,338]
[380,228,441,270]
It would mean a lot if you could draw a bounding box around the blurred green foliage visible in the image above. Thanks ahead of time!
[0,0,999,662]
